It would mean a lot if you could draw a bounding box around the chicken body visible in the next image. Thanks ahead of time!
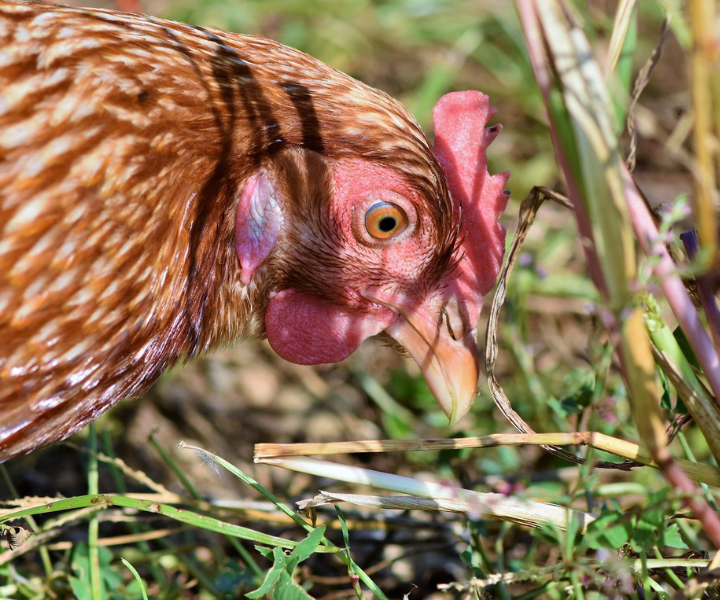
[0,0,508,462]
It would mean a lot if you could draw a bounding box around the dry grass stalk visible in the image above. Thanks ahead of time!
[689,0,719,265]
[254,431,720,487]
[298,491,475,514]
[625,18,670,171]
[605,0,636,76]
[258,455,596,532]
[483,186,604,467]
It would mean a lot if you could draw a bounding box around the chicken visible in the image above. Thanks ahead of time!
[0,0,509,462]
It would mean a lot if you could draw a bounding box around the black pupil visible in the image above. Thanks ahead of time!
[378,216,397,232]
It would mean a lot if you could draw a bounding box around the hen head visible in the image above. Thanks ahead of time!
[238,92,509,424]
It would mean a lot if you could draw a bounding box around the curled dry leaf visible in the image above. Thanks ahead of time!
[485,186,639,470]
[2,524,33,551]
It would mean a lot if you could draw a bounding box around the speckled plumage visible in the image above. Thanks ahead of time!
[0,1,461,460]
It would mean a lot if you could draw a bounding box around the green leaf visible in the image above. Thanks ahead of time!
[69,543,117,600]
[287,526,325,572]
[335,505,352,553]
[215,560,255,594]
[255,546,274,560]
[246,548,287,600]
[274,570,315,600]
[249,529,324,599]
[641,507,665,528]
[661,523,689,550]
[658,367,673,412]
[583,512,633,550]
[68,577,91,600]
[548,396,582,418]
[631,518,659,552]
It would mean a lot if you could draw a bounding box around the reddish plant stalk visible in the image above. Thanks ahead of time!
[680,230,720,355]
[622,171,720,408]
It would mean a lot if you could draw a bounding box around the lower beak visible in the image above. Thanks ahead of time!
[364,291,480,426]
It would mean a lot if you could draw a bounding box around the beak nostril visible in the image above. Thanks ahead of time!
[442,308,459,341]
[443,299,466,342]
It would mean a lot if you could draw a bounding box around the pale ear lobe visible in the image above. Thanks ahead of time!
[234,170,284,285]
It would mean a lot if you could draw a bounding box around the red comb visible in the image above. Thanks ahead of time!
[432,91,510,327]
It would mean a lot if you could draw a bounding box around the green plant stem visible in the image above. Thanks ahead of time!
[641,552,651,599]
[644,293,720,463]
[0,494,311,550]
[121,558,149,600]
[515,582,555,600]
[677,431,719,510]
[652,546,684,590]
[469,521,512,600]
[148,434,202,500]
[569,570,585,600]
[87,424,102,600]
[101,432,167,587]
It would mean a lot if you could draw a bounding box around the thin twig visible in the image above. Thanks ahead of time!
[626,19,671,171]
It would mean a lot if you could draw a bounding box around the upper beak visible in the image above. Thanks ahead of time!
[364,290,480,426]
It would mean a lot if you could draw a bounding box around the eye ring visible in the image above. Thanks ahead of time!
[365,201,408,240]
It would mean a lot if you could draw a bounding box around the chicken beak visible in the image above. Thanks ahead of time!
[364,290,480,426]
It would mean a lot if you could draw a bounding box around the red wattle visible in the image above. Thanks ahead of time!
[265,289,396,365]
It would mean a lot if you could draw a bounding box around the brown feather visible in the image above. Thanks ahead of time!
[0,0,456,461]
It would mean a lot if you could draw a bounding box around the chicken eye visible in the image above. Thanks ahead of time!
[364,202,408,240]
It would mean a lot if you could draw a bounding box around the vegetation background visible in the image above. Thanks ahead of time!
[1,1,716,599]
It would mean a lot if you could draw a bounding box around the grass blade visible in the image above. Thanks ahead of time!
[259,455,596,531]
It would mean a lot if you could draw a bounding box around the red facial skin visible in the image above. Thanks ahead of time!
[249,92,509,424]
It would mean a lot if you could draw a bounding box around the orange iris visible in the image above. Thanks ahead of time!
[364,202,408,240]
